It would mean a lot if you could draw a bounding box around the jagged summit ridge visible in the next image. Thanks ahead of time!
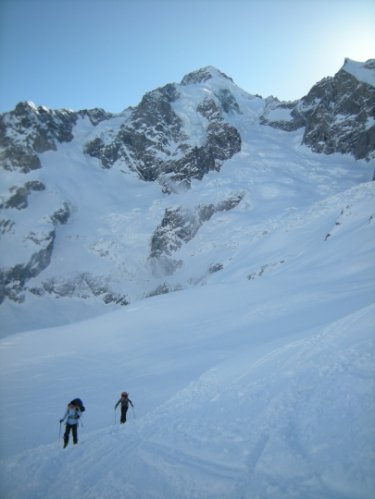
[0,102,112,172]
[0,59,374,334]
[261,58,375,160]
[82,68,242,189]
[181,66,235,86]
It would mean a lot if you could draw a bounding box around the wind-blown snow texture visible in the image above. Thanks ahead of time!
[0,60,374,498]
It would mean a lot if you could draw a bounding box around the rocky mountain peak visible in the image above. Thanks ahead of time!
[83,68,241,189]
[0,102,112,173]
[0,101,77,173]
[180,66,234,86]
[261,58,375,160]
[0,60,374,333]
[297,58,375,159]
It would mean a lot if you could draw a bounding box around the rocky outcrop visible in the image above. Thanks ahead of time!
[0,102,75,172]
[181,66,235,86]
[0,102,111,172]
[0,229,55,303]
[260,98,303,132]
[261,59,375,160]
[85,84,185,181]
[29,272,129,306]
[0,61,373,319]
[0,181,46,210]
[50,202,71,225]
[0,202,72,304]
[84,76,241,190]
[299,61,375,159]
[149,193,244,276]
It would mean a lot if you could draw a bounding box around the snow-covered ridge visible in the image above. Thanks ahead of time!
[342,57,375,86]
[0,59,374,336]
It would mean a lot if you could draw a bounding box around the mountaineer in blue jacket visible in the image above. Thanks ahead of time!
[60,402,81,448]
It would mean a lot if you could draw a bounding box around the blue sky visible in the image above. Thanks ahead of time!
[0,0,374,113]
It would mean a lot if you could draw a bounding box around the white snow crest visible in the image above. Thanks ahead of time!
[342,58,375,87]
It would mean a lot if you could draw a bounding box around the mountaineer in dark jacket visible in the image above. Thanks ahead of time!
[114,392,134,424]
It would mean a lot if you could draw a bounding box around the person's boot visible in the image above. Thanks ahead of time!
[63,440,68,448]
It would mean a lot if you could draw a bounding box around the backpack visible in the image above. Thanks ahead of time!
[70,398,85,412]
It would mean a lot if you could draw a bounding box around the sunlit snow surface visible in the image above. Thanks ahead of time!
[0,64,375,497]
[1,177,374,497]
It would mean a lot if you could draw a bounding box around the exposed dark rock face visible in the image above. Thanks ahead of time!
[0,61,373,316]
[181,67,234,86]
[81,108,113,126]
[29,272,129,306]
[0,102,75,172]
[84,78,241,190]
[0,102,111,172]
[260,99,303,132]
[261,59,375,160]
[217,88,241,114]
[209,263,223,274]
[298,63,375,159]
[150,193,244,276]
[0,181,46,210]
[0,219,15,235]
[145,280,185,298]
[84,84,184,178]
[50,202,71,225]
[0,230,55,304]
[0,199,72,304]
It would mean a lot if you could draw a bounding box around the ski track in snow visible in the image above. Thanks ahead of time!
[1,181,375,498]
[0,295,374,498]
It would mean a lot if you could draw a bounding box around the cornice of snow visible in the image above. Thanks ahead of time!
[341,58,375,87]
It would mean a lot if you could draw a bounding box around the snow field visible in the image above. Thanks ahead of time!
[0,62,374,497]
[0,179,374,497]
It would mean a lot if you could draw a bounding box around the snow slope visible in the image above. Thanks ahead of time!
[1,115,372,335]
[343,58,375,87]
[0,178,374,498]
[2,59,374,336]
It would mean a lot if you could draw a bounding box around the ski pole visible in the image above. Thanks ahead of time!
[114,409,117,425]
[58,422,62,444]
[131,406,136,419]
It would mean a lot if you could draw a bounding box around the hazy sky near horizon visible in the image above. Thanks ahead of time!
[0,0,374,113]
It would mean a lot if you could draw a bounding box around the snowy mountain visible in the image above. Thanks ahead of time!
[0,179,374,498]
[0,59,374,498]
[1,59,374,335]
[262,58,375,159]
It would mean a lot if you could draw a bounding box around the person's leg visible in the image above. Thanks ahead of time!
[72,424,78,444]
[120,406,126,423]
[63,424,71,447]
